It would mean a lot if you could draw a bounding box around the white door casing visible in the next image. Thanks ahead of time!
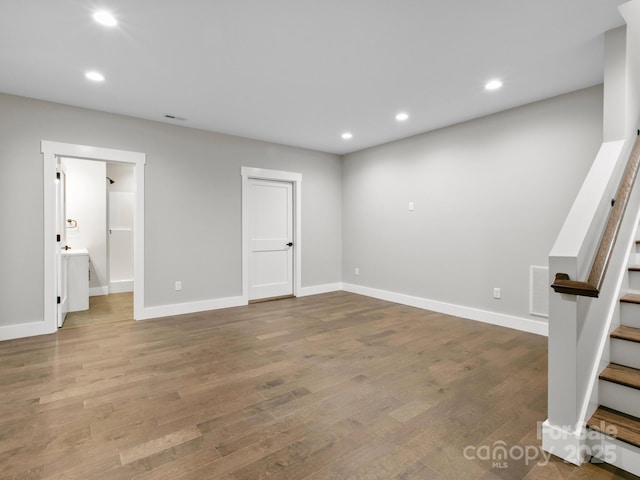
[248,179,293,300]
[42,141,145,337]
[241,167,302,303]
[55,161,68,327]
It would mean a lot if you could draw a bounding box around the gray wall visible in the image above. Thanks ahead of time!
[341,86,604,321]
[0,93,342,327]
[0,85,606,330]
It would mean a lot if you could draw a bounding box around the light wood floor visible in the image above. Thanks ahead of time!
[0,292,637,479]
[62,292,133,329]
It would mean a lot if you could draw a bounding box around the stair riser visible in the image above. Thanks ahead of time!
[630,270,640,292]
[620,303,640,328]
[586,432,640,476]
[599,381,640,418]
[611,340,640,370]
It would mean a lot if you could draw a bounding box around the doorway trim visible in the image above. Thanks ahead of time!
[241,167,302,303]
[42,140,146,335]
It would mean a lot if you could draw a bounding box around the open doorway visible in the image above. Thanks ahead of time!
[42,141,145,336]
[60,158,135,328]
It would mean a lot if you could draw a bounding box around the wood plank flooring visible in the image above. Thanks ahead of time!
[0,291,637,479]
[62,292,133,329]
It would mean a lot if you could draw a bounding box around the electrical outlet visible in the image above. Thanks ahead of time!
[493,287,501,299]
[175,281,182,291]
[354,267,359,276]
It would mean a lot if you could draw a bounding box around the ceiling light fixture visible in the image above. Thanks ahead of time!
[395,112,409,121]
[93,10,117,27]
[85,71,105,82]
[341,132,353,140]
[485,79,503,91]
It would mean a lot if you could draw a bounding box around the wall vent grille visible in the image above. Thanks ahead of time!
[530,265,549,318]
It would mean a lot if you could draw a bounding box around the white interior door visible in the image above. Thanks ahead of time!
[248,178,294,301]
[55,159,68,327]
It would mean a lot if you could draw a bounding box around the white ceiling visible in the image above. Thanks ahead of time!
[0,0,627,155]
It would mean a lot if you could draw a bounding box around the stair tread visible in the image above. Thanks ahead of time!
[629,265,640,272]
[600,363,640,389]
[587,406,640,449]
[611,325,640,343]
[620,293,640,304]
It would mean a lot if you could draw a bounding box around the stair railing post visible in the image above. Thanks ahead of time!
[543,256,586,465]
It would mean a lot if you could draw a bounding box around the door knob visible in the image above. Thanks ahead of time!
[286,242,293,247]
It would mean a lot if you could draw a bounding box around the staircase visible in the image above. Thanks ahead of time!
[546,136,640,473]
[586,246,640,473]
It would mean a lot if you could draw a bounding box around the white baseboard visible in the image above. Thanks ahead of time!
[298,283,342,297]
[0,320,57,342]
[89,286,109,297]
[139,283,343,322]
[140,296,246,320]
[1,282,548,341]
[342,283,549,336]
[110,280,133,294]
[139,283,343,321]
[541,420,585,466]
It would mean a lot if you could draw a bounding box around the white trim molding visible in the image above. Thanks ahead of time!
[0,321,54,341]
[298,283,343,297]
[139,284,343,321]
[342,283,549,336]
[541,420,586,466]
[109,281,134,294]
[90,287,110,297]
[241,166,302,303]
[41,140,146,340]
[140,296,246,320]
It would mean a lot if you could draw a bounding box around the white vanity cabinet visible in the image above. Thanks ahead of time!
[64,249,89,312]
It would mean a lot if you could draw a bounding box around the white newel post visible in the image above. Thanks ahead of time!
[543,256,585,465]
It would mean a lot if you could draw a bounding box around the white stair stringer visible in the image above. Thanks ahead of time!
[586,431,640,477]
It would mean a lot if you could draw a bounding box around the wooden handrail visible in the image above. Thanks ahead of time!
[552,132,640,298]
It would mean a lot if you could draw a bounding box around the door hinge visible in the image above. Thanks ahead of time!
[56,234,61,242]
[56,171,60,180]
[57,296,61,304]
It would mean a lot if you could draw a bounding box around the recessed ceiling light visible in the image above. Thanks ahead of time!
[485,79,503,91]
[395,112,409,121]
[93,10,117,27]
[85,71,105,82]
[341,132,353,140]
